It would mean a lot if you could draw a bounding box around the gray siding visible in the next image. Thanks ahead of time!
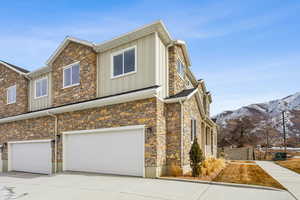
[29,73,52,111]
[97,33,156,97]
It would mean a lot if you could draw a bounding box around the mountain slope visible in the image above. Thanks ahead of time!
[214,92,300,146]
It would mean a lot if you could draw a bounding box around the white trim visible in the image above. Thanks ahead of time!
[63,125,145,135]
[187,88,198,100]
[173,40,191,67]
[27,66,51,78]
[95,20,172,52]
[62,125,145,177]
[34,77,48,99]
[154,32,159,86]
[164,88,198,103]
[111,45,137,79]
[6,85,16,105]
[0,86,159,124]
[7,139,52,144]
[164,96,186,103]
[62,61,80,89]
[96,54,100,97]
[0,61,28,76]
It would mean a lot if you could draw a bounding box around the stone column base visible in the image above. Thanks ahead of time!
[145,166,167,178]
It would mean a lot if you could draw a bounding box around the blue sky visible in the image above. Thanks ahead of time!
[0,0,299,115]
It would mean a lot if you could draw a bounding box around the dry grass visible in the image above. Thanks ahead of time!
[164,158,226,181]
[168,163,183,177]
[213,164,285,190]
[201,157,226,177]
[276,158,300,174]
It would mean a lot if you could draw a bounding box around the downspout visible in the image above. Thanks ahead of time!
[179,100,184,168]
[47,111,58,174]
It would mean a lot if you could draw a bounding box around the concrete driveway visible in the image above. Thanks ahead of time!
[0,172,295,200]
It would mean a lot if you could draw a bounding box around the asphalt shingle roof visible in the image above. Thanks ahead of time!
[0,60,30,73]
[166,88,197,99]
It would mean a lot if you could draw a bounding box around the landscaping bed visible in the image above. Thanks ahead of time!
[165,161,285,190]
[275,158,300,174]
[213,163,285,190]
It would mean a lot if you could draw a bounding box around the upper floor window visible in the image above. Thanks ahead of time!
[7,85,16,104]
[112,46,136,78]
[191,119,197,141]
[177,59,185,79]
[186,79,193,89]
[63,62,80,88]
[35,77,48,98]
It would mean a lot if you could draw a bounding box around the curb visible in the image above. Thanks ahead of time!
[158,177,285,192]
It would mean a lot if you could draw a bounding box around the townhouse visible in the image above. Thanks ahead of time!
[0,21,217,178]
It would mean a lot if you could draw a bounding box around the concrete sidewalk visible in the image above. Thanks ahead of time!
[256,161,300,200]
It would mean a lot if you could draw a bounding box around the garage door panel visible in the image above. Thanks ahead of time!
[10,141,52,174]
[64,128,144,176]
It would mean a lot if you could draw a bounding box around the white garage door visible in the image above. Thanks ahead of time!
[9,140,52,174]
[63,126,145,177]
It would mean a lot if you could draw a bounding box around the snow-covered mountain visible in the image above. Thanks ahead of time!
[214,92,300,144]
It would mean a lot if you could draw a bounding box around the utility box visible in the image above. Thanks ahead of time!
[274,152,287,161]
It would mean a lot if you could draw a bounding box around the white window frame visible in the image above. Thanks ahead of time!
[177,57,185,80]
[63,61,80,89]
[191,119,197,142]
[34,77,48,99]
[7,85,16,105]
[111,46,137,79]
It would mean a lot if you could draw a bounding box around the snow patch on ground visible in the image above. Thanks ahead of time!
[0,186,27,200]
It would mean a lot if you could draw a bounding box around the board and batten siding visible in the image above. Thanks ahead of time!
[155,33,168,98]
[97,33,157,97]
[29,73,52,111]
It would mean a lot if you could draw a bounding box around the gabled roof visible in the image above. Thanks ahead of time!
[46,36,95,65]
[173,40,191,67]
[95,20,173,53]
[45,20,191,68]
[0,60,29,75]
[166,88,197,100]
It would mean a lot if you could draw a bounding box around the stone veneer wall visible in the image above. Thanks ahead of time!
[0,98,168,177]
[0,116,55,160]
[165,102,182,166]
[156,99,167,175]
[0,64,28,118]
[168,45,187,96]
[52,42,97,107]
[182,96,203,168]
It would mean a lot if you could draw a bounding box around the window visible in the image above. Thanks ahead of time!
[206,127,209,145]
[177,59,185,78]
[191,119,197,141]
[112,46,136,78]
[35,77,48,98]
[63,62,80,88]
[7,85,16,104]
[186,79,193,89]
[211,130,214,153]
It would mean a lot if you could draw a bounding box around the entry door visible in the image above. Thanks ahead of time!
[9,140,52,174]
